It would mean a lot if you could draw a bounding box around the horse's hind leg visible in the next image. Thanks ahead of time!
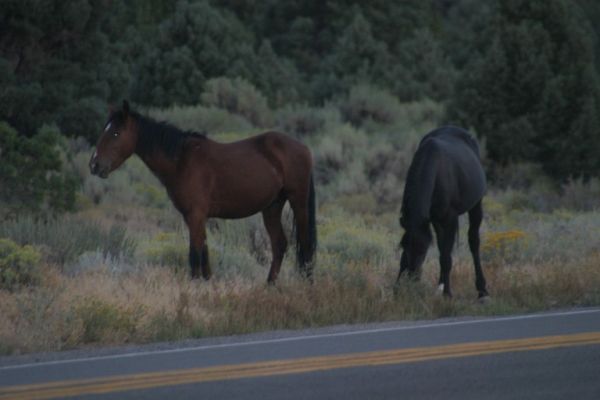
[433,217,458,298]
[469,201,488,299]
[262,197,288,283]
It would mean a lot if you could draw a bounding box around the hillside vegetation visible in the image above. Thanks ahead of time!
[1,1,600,354]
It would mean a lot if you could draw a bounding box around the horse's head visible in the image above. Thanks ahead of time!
[89,100,138,178]
[399,221,432,277]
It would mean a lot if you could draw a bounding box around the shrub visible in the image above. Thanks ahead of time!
[475,208,600,266]
[482,230,530,267]
[318,208,393,269]
[201,77,273,127]
[0,217,136,265]
[489,162,550,190]
[338,84,401,128]
[0,122,77,218]
[139,217,272,280]
[141,232,188,268]
[390,99,445,138]
[0,238,42,290]
[207,217,270,280]
[559,178,600,211]
[76,297,142,344]
[364,140,417,207]
[76,152,170,209]
[313,123,369,190]
[334,193,379,216]
[338,90,444,138]
[148,104,253,134]
[67,251,134,276]
[275,105,341,137]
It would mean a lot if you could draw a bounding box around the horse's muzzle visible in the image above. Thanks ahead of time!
[89,153,109,178]
[89,161,99,175]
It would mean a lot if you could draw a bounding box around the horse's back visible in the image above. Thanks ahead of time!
[218,131,310,167]
[222,131,313,192]
[420,126,481,157]
[251,131,312,176]
[259,131,311,157]
[419,126,486,216]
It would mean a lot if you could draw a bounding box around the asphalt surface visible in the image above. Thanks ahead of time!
[1,308,600,399]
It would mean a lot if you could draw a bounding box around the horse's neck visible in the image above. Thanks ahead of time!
[403,153,437,225]
[137,150,179,189]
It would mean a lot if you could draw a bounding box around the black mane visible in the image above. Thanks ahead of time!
[399,155,419,228]
[111,110,206,160]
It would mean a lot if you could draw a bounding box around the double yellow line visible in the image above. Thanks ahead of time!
[2,331,600,400]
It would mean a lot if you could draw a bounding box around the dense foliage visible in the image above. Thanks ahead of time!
[2,0,600,216]
[448,0,600,179]
[0,122,76,217]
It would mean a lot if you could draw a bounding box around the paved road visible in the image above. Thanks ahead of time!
[1,308,600,399]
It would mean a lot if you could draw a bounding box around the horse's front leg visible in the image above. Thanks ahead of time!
[397,251,408,281]
[433,218,458,298]
[186,213,211,280]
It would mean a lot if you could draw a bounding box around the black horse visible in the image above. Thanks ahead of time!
[397,126,489,299]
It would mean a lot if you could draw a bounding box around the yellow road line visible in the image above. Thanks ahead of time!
[2,332,600,400]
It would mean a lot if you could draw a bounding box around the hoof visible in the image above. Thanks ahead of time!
[436,283,445,295]
[265,282,282,292]
[478,295,491,304]
[392,280,410,297]
[436,284,452,299]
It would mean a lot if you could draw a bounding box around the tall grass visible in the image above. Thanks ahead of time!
[2,251,599,355]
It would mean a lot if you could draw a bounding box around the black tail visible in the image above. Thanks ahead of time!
[296,173,317,278]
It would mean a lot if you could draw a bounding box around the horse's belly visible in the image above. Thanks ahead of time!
[212,198,276,219]
[209,175,282,219]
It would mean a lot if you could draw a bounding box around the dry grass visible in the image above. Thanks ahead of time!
[2,202,600,356]
[2,251,599,356]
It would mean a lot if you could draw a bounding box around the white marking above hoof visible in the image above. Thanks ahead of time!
[436,284,445,295]
[478,295,491,304]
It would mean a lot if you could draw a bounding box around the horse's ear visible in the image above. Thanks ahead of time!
[122,100,130,117]
[108,104,115,115]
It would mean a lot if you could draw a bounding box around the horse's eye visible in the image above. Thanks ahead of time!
[113,132,119,137]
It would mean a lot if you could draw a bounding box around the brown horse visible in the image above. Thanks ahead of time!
[89,101,316,282]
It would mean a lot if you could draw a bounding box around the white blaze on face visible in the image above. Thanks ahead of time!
[104,121,112,132]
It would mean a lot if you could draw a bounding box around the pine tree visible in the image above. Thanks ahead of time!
[0,0,130,140]
[0,123,76,217]
[130,0,257,107]
[448,0,600,179]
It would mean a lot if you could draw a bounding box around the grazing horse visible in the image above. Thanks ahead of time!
[90,101,317,282]
[397,126,488,299]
